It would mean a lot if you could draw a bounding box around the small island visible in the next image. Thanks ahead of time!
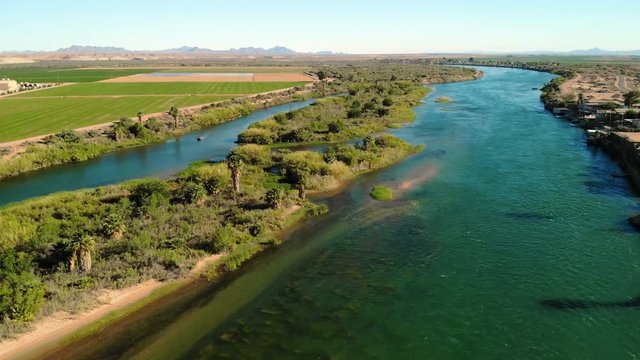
[435,96,452,103]
[369,185,394,201]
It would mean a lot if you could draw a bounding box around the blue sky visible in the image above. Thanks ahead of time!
[2,0,638,53]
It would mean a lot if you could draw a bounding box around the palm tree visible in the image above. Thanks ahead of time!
[137,111,144,123]
[265,188,285,209]
[168,106,179,128]
[68,234,95,273]
[226,153,243,193]
[624,90,640,108]
[294,169,309,200]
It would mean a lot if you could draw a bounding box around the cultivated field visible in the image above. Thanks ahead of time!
[0,66,311,143]
[11,82,304,97]
[0,68,162,83]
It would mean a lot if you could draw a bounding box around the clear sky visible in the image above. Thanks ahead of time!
[2,0,638,53]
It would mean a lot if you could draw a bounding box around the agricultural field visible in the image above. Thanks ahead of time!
[0,95,232,142]
[12,82,304,97]
[0,68,162,83]
[0,66,311,143]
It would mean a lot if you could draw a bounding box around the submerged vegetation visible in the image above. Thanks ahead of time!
[369,185,394,201]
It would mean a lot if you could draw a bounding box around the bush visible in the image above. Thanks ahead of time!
[213,225,251,252]
[128,179,171,214]
[173,182,207,205]
[237,128,274,144]
[43,130,83,145]
[230,144,272,167]
[0,251,45,322]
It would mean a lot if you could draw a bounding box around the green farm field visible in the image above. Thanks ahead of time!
[0,64,309,143]
[0,68,163,83]
[0,95,233,142]
[12,82,305,97]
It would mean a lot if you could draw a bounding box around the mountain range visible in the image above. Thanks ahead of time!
[51,45,330,55]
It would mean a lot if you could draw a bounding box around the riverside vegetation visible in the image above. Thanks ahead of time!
[0,62,478,338]
[0,86,315,179]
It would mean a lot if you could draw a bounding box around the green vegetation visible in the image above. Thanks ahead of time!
[0,67,162,83]
[369,185,394,201]
[0,134,419,336]
[435,96,452,103]
[0,82,304,142]
[0,91,313,179]
[0,61,479,338]
[0,95,232,142]
[13,82,306,97]
[239,83,430,145]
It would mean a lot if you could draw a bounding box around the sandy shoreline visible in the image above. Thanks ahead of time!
[0,254,223,360]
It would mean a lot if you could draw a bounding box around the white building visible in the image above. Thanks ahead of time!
[0,78,19,93]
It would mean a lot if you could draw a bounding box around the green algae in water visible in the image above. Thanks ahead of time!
[369,185,393,201]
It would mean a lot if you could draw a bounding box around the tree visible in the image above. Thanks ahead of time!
[265,188,285,209]
[68,234,95,273]
[624,90,640,107]
[227,153,243,193]
[292,169,309,200]
[0,250,45,322]
[577,92,585,106]
[168,106,180,128]
[137,111,144,123]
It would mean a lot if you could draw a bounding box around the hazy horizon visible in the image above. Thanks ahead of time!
[2,0,638,54]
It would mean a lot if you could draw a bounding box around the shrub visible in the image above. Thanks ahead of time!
[0,251,45,322]
[128,179,171,214]
[230,144,272,167]
[43,130,83,145]
[237,128,274,144]
[173,182,207,205]
[213,225,251,252]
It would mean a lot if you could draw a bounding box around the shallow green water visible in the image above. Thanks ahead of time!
[53,67,640,359]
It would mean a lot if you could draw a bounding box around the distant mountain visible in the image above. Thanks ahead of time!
[568,48,640,56]
[56,45,130,53]
[159,46,215,53]
[52,45,306,55]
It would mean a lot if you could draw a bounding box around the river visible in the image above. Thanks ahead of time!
[0,100,314,206]
[41,67,640,359]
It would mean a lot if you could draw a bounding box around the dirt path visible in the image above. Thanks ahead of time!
[0,280,162,360]
[616,75,631,91]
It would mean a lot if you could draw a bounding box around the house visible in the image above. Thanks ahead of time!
[0,78,19,93]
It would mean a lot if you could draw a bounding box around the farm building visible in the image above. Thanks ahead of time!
[0,78,18,92]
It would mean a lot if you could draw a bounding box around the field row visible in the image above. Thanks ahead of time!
[0,68,162,83]
[12,82,305,97]
[0,95,232,142]
[0,67,312,83]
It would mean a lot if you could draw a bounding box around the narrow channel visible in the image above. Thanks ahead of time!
[0,100,314,206]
